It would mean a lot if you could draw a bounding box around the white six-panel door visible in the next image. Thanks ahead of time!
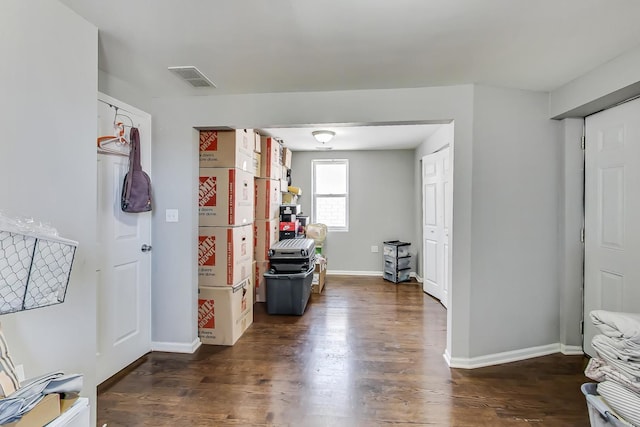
[584,98,640,356]
[422,147,450,307]
[96,94,152,384]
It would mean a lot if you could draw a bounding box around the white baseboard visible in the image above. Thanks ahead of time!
[443,349,452,366]
[560,344,584,355]
[327,270,419,283]
[448,343,561,369]
[327,270,383,276]
[151,337,201,354]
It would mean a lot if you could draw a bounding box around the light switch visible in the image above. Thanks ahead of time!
[165,209,179,223]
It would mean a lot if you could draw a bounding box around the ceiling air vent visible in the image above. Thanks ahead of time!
[168,66,216,88]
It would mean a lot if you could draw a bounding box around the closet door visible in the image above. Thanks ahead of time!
[584,98,640,356]
[422,147,450,307]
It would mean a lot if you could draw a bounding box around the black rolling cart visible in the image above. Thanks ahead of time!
[382,240,411,283]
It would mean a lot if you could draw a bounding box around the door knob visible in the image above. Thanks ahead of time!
[141,244,152,252]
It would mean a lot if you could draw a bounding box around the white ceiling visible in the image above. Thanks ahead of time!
[260,123,444,151]
[58,0,640,150]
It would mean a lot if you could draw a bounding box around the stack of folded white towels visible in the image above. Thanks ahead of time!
[585,310,640,426]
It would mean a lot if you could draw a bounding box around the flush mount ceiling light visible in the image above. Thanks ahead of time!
[312,130,335,144]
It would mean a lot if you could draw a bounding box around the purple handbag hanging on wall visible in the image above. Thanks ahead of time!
[121,127,152,212]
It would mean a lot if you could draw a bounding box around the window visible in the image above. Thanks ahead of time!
[312,159,349,231]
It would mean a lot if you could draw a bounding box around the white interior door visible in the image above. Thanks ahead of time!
[584,98,640,357]
[422,147,450,307]
[96,94,152,384]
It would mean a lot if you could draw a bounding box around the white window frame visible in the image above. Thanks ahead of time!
[311,159,349,232]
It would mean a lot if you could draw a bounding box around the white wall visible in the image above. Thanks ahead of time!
[99,70,155,115]
[467,86,562,359]
[416,122,454,158]
[290,150,416,273]
[0,0,98,422]
[550,44,640,119]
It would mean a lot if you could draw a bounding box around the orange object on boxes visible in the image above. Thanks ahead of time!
[198,277,253,346]
[254,178,281,220]
[198,225,253,286]
[255,260,270,303]
[279,221,298,231]
[199,129,255,172]
[254,219,279,262]
[199,167,254,226]
[259,136,282,180]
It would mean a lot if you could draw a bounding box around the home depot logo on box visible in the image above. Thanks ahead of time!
[198,235,216,266]
[199,224,253,285]
[199,176,217,207]
[198,298,215,329]
[199,130,255,171]
[199,168,254,226]
[200,131,218,151]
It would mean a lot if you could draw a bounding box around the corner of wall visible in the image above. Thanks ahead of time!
[98,70,153,113]
[549,45,640,119]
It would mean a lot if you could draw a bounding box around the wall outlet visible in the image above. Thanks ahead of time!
[165,209,179,223]
[371,245,379,253]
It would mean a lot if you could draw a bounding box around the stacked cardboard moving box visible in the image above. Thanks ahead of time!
[197,129,255,345]
[254,136,282,303]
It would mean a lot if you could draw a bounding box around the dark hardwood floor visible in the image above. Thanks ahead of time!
[98,276,591,426]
